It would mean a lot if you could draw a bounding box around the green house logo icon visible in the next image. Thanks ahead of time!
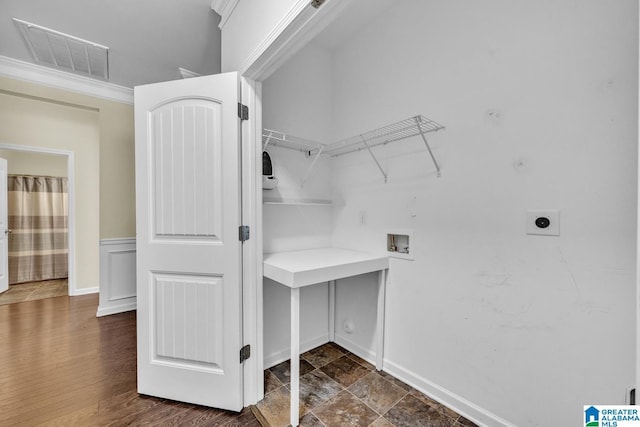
[585,406,599,427]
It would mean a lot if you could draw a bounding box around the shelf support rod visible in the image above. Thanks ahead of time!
[360,135,388,183]
[301,145,324,188]
[414,116,441,177]
[263,131,274,150]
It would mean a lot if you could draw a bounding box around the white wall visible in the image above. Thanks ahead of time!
[327,1,638,426]
[0,88,100,291]
[261,42,334,366]
[0,76,136,294]
[0,150,67,177]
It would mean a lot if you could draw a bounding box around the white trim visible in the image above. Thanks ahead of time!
[334,334,512,427]
[72,286,99,296]
[100,237,136,246]
[240,0,351,81]
[96,301,136,317]
[334,334,377,365]
[383,359,516,427]
[264,333,329,369]
[0,55,133,105]
[0,143,76,297]
[211,0,240,30]
[241,77,263,405]
[98,238,136,317]
[239,0,312,79]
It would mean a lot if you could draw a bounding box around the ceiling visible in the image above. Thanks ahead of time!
[0,0,222,88]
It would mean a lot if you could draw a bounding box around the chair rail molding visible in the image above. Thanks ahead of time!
[97,238,137,317]
[211,0,241,29]
[0,55,133,105]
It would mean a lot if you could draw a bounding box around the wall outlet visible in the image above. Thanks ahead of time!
[526,210,560,236]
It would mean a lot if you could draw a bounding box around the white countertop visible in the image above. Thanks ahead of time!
[263,247,389,288]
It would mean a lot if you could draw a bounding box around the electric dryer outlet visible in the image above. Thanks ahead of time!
[526,210,560,236]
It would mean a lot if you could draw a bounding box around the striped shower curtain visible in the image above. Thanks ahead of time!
[8,175,68,284]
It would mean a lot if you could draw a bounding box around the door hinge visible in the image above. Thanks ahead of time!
[239,225,250,242]
[240,344,251,363]
[238,103,249,120]
[310,0,326,8]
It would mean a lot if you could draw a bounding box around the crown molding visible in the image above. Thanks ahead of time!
[211,0,240,29]
[0,55,133,105]
[241,0,348,80]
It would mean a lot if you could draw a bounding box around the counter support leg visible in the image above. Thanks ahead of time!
[290,287,300,427]
[328,280,336,342]
[376,269,387,371]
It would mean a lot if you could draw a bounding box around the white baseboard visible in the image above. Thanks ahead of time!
[264,333,329,369]
[334,334,513,427]
[334,334,377,365]
[96,301,137,317]
[71,286,99,296]
[383,360,515,427]
[98,238,136,317]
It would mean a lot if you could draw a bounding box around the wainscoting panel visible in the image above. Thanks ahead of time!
[97,238,136,317]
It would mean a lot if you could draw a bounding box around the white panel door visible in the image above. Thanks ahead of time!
[134,73,243,410]
[0,158,7,294]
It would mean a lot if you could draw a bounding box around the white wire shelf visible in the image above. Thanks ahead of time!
[262,129,323,154]
[324,115,444,156]
[262,114,445,184]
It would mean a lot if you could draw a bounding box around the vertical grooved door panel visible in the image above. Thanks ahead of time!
[151,100,222,240]
[153,273,224,370]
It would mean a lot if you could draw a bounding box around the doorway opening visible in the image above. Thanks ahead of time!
[0,145,75,305]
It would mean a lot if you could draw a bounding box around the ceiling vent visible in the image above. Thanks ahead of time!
[13,18,109,80]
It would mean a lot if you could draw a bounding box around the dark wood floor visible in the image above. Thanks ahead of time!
[0,294,260,426]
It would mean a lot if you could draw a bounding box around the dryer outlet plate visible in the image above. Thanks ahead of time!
[526,210,560,236]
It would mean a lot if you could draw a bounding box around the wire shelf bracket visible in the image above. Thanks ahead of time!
[262,115,445,184]
[324,115,445,181]
[414,116,441,178]
[360,134,388,183]
[262,129,325,187]
[262,129,323,155]
[301,145,324,188]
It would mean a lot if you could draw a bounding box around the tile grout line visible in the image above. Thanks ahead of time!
[260,344,476,427]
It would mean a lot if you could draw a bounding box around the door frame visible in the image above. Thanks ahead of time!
[238,0,355,406]
[240,78,264,405]
[636,7,640,402]
[0,143,76,295]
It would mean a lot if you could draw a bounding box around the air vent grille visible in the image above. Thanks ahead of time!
[14,18,109,80]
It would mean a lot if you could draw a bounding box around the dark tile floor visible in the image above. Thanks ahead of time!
[0,278,68,305]
[254,343,478,427]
